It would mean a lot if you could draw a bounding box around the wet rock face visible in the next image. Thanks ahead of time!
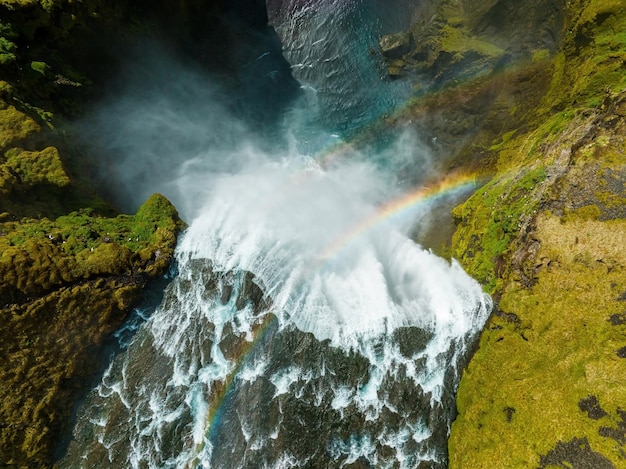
[211,325,452,468]
[379,0,565,89]
[58,267,269,468]
[60,258,484,468]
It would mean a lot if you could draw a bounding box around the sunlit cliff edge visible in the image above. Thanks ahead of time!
[379,0,626,466]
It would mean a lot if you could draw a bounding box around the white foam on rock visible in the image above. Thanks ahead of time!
[177,157,491,350]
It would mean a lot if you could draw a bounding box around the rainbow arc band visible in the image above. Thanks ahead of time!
[187,313,278,467]
[316,170,480,263]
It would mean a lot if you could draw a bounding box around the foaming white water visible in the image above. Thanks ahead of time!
[178,156,490,349]
[57,1,494,466]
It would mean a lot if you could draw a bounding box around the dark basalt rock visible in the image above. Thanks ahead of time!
[578,396,608,420]
[538,437,615,469]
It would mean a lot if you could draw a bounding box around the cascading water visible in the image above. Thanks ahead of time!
[61,157,490,468]
[60,1,492,467]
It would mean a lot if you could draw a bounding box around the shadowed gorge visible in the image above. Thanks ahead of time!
[0,0,625,468]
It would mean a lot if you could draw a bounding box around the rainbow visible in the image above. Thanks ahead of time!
[187,313,279,467]
[317,170,479,263]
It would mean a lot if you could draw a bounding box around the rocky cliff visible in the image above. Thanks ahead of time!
[0,1,192,466]
[380,0,626,466]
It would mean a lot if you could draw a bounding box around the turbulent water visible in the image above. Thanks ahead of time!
[60,1,492,468]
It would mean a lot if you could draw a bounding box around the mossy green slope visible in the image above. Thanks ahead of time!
[0,1,188,467]
[443,0,626,467]
[0,194,184,467]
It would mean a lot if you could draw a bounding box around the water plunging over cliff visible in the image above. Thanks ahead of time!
[60,1,491,467]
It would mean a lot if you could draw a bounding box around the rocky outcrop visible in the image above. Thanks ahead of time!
[379,0,626,466]
[0,84,185,463]
[0,195,184,465]
[0,1,189,466]
[0,0,299,464]
[379,0,563,89]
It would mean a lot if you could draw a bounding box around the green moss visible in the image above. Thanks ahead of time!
[0,191,183,466]
[0,101,40,150]
[440,24,505,58]
[562,204,603,222]
[489,130,517,151]
[0,0,39,8]
[29,60,48,75]
[0,35,16,64]
[538,2,626,114]
[450,213,626,468]
[449,3,626,467]
[0,194,183,299]
[5,146,70,187]
[451,167,546,292]
[0,277,142,466]
[532,48,551,62]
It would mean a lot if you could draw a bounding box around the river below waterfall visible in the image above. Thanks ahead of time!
[59,1,492,467]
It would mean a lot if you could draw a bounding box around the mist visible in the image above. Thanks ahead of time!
[77,33,441,223]
[73,34,490,340]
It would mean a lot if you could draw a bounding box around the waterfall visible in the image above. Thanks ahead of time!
[60,1,492,467]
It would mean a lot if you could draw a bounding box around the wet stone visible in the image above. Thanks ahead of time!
[609,313,626,325]
[235,271,268,313]
[578,395,608,420]
[393,327,435,358]
[344,457,372,468]
[220,283,233,304]
[379,31,414,59]
[538,437,615,469]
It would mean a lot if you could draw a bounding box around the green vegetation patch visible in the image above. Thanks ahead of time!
[440,24,505,58]
[0,193,184,301]
[540,2,626,112]
[450,212,626,468]
[451,167,546,292]
[5,146,70,187]
[0,277,143,466]
[0,100,40,151]
[0,35,16,64]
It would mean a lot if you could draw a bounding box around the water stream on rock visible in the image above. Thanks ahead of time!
[60,1,492,467]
